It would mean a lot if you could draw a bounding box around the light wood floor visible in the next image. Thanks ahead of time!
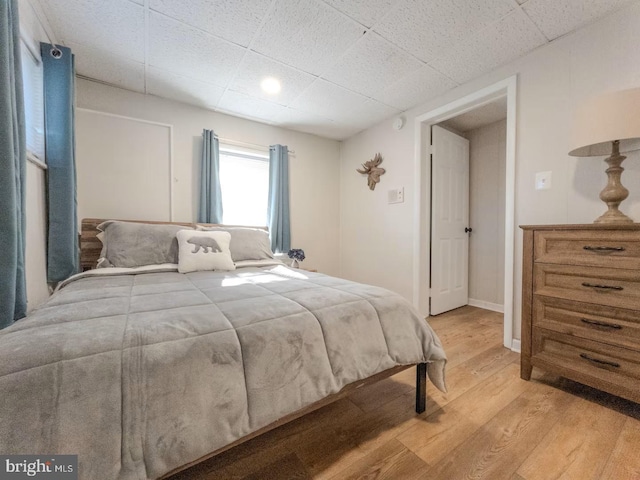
[169,306,640,480]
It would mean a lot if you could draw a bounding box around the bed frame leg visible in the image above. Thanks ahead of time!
[416,362,427,414]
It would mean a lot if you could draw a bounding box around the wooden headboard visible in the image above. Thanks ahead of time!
[80,218,267,271]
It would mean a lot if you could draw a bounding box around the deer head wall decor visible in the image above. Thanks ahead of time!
[356,153,385,191]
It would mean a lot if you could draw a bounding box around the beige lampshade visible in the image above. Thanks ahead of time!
[569,87,640,157]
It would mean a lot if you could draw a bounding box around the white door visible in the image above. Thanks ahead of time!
[430,125,470,315]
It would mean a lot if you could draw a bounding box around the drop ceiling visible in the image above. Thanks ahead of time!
[34,0,634,140]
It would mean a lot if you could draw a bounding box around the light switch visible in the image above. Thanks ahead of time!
[535,171,552,190]
[388,187,404,204]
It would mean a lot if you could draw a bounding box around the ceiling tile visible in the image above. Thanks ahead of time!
[429,8,546,84]
[227,52,316,105]
[128,0,143,4]
[217,90,291,124]
[321,0,396,28]
[342,99,400,128]
[147,67,225,110]
[322,32,423,97]
[276,108,358,139]
[149,0,271,47]
[251,0,364,76]
[36,0,144,62]
[69,41,145,93]
[373,0,515,62]
[293,79,399,127]
[522,0,634,40]
[372,65,457,110]
[291,79,370,121]
[277,107,332,126]
[149,12,246,87]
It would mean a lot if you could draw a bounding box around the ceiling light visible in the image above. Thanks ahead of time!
[260,77,281,95]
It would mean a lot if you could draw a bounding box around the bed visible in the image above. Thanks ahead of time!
[0,219,447,480]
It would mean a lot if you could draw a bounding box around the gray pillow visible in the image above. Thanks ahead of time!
[197,226,274,262]
[97,221,193,268]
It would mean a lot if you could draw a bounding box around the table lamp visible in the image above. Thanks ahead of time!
[569,88,640,224]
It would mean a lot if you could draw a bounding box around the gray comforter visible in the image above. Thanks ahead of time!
[0,265,446,479]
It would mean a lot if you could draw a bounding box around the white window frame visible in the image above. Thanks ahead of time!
[20,32,46,170]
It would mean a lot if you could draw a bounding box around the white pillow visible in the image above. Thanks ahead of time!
[196,226,274,262]
[176,230,235,273]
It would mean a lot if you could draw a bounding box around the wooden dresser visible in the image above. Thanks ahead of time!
[520,224,640,403]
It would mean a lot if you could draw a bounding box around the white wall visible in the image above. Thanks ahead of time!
[75,80,341,275]
[76,109,172,222]
[340,123,417,296]
[19,0,51,311]
[467,119,506,307]
[340,2,640,341]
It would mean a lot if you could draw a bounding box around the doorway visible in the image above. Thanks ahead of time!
[430,98,508,316]
[412,76,517,350]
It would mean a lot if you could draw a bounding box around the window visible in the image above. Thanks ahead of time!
[20,39,45,163]
[219,146,269,226]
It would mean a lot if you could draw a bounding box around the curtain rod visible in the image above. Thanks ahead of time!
[218,137,296,156]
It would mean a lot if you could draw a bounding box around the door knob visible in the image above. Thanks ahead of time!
[465,227,473,233]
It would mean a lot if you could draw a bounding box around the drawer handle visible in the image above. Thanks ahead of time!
[579,353,620,368]
[583,246,625,252]
[581,282,624,291]
[580,318,622,329]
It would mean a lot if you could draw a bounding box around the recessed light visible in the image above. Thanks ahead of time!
[260,77,281,95]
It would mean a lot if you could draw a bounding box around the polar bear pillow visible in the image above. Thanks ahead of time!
[176,230,235,273]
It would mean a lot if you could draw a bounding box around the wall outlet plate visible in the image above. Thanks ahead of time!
[535,171,552,190]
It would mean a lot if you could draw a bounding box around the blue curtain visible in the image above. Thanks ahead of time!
[267,145,291,253]
[198,129,223,223]
[0,0,27,329]
[42,42,79,282]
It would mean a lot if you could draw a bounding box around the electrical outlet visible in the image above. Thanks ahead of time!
[535,171,552,190]
[388,187,404,204]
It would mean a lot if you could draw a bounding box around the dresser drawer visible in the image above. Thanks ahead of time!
[532,327,640,402]
[534,229,640,269]
[533,296,640,351]
[534,264,640,310]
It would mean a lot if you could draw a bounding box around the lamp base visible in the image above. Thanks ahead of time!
[594,140,634,224]
[594,210,634,224]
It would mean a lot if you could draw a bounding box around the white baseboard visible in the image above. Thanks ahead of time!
[511,339,521,353]
[468,298,504,313]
